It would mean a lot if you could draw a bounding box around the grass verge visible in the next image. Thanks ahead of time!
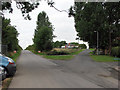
[90,55,120,62]
[9,51,21,63]
[2,50,21,89]
[89,48,95,51]
[43,55,74,60]
[2,78,12,90]
[70,49,84,55]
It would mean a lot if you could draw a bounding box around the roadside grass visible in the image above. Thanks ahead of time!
[70,49,84,55]
[43,55,74,60]
[89,51,94,55]
[89,48,95,51]
[2,78,12,90]
[90,55,120,62]
[9,50,21,62]
[89,49,120,62]
[2,50,21,89]
[31,50,46,55]
[31,48,84,60]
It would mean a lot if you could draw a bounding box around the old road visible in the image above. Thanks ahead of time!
[8,50,118,88]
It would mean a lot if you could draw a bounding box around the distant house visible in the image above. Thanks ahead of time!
[61,43,79,49]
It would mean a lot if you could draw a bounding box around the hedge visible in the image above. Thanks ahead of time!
[46,50,70,55]
[111,46,120,57]
[79,44,87,49]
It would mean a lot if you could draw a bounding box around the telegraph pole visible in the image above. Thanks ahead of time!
[0,2,2,53]
[97,31,99,55]
[94,31,99,55]
[0,16,1,54]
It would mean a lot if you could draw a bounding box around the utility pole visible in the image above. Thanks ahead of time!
[0,2,2,54]
[0,16,1,54]
[94,31,99,55]
[97,31,99,55]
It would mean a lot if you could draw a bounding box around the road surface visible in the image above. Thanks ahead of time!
[8,50,118,88]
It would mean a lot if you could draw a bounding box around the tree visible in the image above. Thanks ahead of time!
[70,2,120,54]
[25,44,34,50]
[53,41,67,48]
[70,42,79,45]
[33,11,54,51]
[1,1,40,20]
[102,2,120,54]
[2,17,20,52]
[1,0,55,20]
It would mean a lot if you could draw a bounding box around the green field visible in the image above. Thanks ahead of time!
[91,55,120,62]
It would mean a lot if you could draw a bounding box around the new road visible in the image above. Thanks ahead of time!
[8,50,118,88]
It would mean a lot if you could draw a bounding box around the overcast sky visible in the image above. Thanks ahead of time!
[4,0,88,49]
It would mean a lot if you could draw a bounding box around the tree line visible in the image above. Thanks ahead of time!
[1,1,119,56]
[2,17,22,54]
[69,2,120,54]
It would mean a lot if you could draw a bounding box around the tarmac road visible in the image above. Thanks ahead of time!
[51,49,118,88]
[8,50,118,88]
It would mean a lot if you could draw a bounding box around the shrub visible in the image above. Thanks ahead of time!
[111,47,120,57]
[46,50,70,55]
[79,44,87,49]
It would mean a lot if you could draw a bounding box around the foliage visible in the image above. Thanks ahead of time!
[1,1,55,20]
[46,48,84,55]
[53,41,67,48]
[70,2,120,54]
[70,42,79,45]
[33,11,54,52]
[112,37,120,47]
[1,2,39,20]
[8,50,21,63]
[79,44,87,49]
[31,48,84,60]
[2,18,21,52]
[25,44,34,50]
[111,47,120,57]
[46,50,70,55]
[44,49,84,60]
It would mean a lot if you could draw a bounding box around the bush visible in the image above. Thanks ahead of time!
[79,44,87,49]
[46,50,70,55]
[25,45,34,50]
[111,47,120,57]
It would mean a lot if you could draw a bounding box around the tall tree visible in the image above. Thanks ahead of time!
[2,18,20,52]
[53,41,67,48]
[103,2,120,54]
[33,11,54,51]
[70,2,120,54]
